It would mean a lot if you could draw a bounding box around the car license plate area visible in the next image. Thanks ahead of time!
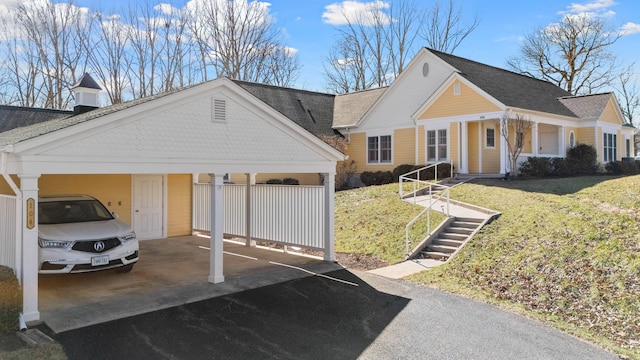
[91,255,109,266]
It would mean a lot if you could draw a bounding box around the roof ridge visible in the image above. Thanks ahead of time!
[336,86,388,97]
[0,104,74,114]
[231,79,334,96]
[558,92,613,100]
[427,47,572,92]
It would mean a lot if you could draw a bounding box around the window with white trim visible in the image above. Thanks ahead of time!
[427,129,447,161]
[485,127,495,148]
[569,131,575,148]
[367,135,392,163]
[603,132,617,162]
[453,83,461,95]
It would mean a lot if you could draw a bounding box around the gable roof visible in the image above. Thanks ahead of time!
[558,93,613,121]
[429,49,578,118]
[232,80,338,137]
[0,105,73,134]
[333,87,387,128]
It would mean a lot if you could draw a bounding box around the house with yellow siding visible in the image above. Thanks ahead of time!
[333,48,635,176]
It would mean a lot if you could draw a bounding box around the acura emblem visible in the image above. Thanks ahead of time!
[94,241,105,252]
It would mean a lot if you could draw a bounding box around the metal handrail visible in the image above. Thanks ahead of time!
[404,186,450,258]
[398,161,454,200]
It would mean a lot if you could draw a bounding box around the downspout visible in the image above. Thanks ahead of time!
[0,150,27,330]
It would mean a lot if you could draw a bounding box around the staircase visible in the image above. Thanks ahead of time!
[419,217,484,261]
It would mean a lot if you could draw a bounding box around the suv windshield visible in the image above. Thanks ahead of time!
[39,200,114,225]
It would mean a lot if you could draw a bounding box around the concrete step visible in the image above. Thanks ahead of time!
[440,232,468,241]
[446,227,474,235]
[432,238,464,247]
[451,221,479,229]
[421,251,451,260]
[427,244,458,253]
[455,217,484,224]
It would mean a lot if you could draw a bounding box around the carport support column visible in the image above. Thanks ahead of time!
[19,174,40,322]
[245,173,256,247]
[208,174,225,284]
[323,172,335,262]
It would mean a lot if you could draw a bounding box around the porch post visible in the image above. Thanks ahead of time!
[323,172,336,262]
[460,121,468,173]
[245,173,256,247]
[532,122,539,156]
[500,127,508,174]
[208,174,225,284]
[19,174,40,322]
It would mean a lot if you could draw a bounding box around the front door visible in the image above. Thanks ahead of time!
[133,175,164,239]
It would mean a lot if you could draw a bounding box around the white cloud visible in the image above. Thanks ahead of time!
[322,1,391,26]
[620,22,640,35]
[566,0,616,13]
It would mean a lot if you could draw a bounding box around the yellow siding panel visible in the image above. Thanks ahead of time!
[417,125,425,164]
[600,100,621,125]
[576,127,595,147]
[345,132,367,173]
[167,174,192,237]
[39,175,133,224]
[449,123,459,171]
[0,175,19,195]
[394,127,416,166]
[419,81,501,119]
[468,122,479,173]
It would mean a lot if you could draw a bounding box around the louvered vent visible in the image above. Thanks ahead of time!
[213,99,226,122]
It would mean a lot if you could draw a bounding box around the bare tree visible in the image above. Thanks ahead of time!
[420,0,480,53]
[500,112,533,176]
[86,10,131,105]
[615,64,640,126]
[507,14,621,95]
[324,0,477,94]
[187,0,299,86]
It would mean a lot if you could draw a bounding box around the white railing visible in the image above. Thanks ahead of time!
[405,187,450,258]
[193,184,325,250]
[0,194,17,269]
[398,162,454,199]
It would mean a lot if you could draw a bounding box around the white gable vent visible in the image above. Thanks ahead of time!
[212,99,226,122]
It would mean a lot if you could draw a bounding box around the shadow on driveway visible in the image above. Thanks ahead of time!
[56,269,409,360]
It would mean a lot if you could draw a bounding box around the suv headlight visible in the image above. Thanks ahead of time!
[119,232,137,242]
[38,238,72,249]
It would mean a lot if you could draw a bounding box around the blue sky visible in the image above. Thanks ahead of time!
[3,0,639,92]
[269,0,640,91]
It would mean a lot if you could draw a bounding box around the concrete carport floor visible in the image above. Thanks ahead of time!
[38,235,342,333]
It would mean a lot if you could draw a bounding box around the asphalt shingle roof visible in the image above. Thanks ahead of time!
[333,87,387,128]
[0,105,73,134]
[233,80,339,137]
[430,49,578,118]
[558,93,612,121]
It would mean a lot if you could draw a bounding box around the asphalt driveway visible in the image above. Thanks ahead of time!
[56,269,616,360]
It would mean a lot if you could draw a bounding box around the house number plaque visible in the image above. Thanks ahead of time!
[26,198,35,229]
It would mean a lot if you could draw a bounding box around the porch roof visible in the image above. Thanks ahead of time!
[558,93,613,121]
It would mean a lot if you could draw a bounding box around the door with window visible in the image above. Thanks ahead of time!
[133,175,164,239]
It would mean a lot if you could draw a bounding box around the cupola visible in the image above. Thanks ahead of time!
[72,73,102,115]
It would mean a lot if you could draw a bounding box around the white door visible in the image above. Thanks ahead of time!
[133,175,164,239]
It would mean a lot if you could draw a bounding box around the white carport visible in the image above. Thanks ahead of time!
[0,77,344,323]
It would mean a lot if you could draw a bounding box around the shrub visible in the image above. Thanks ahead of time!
[336,160,357,190]
[566,144,598,175]
[550,157,568,177]
[265,178,283,184]
[282,178,299,185]
[0,266,21,333]
[605,161,624,175]
[519,157,553,177]
[360,171,394,186]
[392,164,417,181]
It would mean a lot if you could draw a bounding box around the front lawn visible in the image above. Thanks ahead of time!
[335,184,446,265]
[408,176,640,359]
